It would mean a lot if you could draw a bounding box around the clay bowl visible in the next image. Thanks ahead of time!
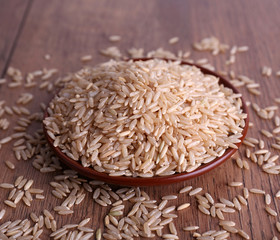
[43,59,249,186]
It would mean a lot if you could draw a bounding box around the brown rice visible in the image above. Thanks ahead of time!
[44,59,246,177]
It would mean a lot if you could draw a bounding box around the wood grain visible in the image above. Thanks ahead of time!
[1,0,280,239]
[0,0,31,75]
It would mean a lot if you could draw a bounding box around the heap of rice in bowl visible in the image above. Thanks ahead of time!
[44,59,247,177]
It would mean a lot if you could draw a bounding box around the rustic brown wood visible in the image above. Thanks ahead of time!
[0,0,31,75]
[1,0,280,239]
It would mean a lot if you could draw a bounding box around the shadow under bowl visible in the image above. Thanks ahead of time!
[43,59,249,186]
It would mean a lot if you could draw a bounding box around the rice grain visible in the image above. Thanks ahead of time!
[228,181,243,187]
[109,35,121,42]
[189,188,203,196]
[169,37,179,45]
[265,206,277,216]
[238,230,250,239]
[5,160,15,170]
[4,200,16,208]
[81,55,93,62]
[0,209,6,220]
[177,203,190,211]
[249,188,265,194]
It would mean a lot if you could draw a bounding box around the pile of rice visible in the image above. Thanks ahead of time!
[44,59,247,177]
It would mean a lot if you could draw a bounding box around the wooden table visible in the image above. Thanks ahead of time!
[1,0,280,239]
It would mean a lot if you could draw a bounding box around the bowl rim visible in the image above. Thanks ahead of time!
[43,58,249,186]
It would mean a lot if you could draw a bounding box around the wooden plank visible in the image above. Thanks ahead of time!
[0,0,280,239]
[0,0,31,75]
